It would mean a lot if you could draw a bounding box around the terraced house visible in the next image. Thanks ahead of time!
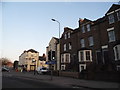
[60,4,120,73]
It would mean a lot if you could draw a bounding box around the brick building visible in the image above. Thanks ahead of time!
[60,4,120,72]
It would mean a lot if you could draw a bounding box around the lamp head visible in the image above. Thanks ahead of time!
[51,19,56,21]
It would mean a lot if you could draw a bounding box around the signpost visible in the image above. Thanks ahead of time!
[45,60,56,80]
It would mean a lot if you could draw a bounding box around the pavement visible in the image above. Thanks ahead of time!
[2,70,120,89]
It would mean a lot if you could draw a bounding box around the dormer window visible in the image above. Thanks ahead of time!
[108,14,115,24]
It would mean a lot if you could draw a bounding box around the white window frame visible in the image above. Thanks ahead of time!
[78,50,92,62]
[79,64,86,72]
[61,64,65,70]
[80,38,85,48]
[86,24,90,32]
[108,14,115,24]
[68,32,70,38]
[88,36,94,46]
[64,44,66,51]
[113,45,120,61]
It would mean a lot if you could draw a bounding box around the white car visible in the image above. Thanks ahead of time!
[37,67,48,74]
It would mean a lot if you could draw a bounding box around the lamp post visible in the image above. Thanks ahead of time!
[51,18,60,74]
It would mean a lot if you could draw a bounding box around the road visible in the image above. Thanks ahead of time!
[2,75,64,88]
[2,72,92,89]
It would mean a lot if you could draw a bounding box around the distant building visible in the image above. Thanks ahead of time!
[19,49,39,71]
[13,60,19,69]
[46,37,60,70]
[38,54,48,68]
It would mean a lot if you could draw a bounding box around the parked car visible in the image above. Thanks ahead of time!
[37,67,48,74]
[2,67,10,72]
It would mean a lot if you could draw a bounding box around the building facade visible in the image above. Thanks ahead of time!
[46,37,59,70]
[60,4,120,72]
[19,49,39,71]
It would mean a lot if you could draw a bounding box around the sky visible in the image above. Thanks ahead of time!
[1,1,119,62]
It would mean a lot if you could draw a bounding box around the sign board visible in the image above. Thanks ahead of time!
[45,60,56,64]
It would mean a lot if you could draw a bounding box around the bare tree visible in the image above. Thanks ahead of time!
[0,57,12,66]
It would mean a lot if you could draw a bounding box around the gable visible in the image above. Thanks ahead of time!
[106,4,120,15]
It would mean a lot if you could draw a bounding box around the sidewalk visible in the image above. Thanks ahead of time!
[5,71,120,89]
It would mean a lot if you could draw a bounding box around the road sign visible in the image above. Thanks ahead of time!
[45,60,56,64]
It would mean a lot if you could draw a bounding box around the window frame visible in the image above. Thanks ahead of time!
[79,64,86,72]
[64,44,67,51]
[88,36,94,46]
[78,50,92,62]
[68,32,70,38]
[113,45,120,61]
[81,25,85,33]
[117,11,120,21]
[80,38,85,48]
[108,14,115,24]
[86,24,90,32]
[108,30,116,42]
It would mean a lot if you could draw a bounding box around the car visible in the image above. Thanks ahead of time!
[37,67,48,74]
[2,67,10,72]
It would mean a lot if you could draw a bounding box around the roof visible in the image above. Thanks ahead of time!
[39,56,46,61]
[26,49,38,53]
[106,4,120,14]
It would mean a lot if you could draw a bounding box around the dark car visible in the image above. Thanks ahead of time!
[2,67,10,72]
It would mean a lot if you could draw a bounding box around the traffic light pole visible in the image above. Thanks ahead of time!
[50,44,53,80]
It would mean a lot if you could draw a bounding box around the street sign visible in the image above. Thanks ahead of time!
[45,60,56,64]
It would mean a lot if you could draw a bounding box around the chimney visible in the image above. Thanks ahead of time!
[78,18,83,27]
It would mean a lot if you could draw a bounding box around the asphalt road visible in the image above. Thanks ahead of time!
[2,75,64,88]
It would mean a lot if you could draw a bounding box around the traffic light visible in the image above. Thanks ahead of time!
[48,51,55,60]
[52,51,55,60]
[48,51,51,60]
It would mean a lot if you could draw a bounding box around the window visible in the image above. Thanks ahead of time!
[86,24,90,31]
[69,42,72,50]
[65,54,70,63]
[108,30,115,42]
[61,54,64,63]
[86,51,91,60]
[64,44,66,51]
[79,64,86,72]
[88,36,94,46]
[117,11,120,21]
[117,65,120,71]
[79,50,92,62]
[64,33,67,39]
[113,45,120,60]
[80,38,85,48]
[61,65,65,70]
[68,32,70,38]
[81,25,85,33]
[80,51,84,61]
[108,14,115,24]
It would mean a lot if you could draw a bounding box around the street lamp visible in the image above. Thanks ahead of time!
[51,18,61,73]
[51,19,60,43]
